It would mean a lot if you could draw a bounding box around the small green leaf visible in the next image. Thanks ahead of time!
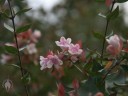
[15,8,32,15]
[114,82,128,87]
[107,6,119,21]
[121,65,128,72]
[1,12,10,18]
[21,72,31,84]
[4,23,14,32]
[19,45,27,51]
[93,32,104,40]
[116,0,128,3]
[10,64,20,69]
[16,24,31,33]
[4,45,17,55]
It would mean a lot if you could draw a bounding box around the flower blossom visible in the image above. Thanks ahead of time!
[105,0,112,7]
[106,34,123,56]
[57,83,65,96]
[68,44,83,55]
[40,54,63,70]
[26,43,37,54]
[55,37,71,50]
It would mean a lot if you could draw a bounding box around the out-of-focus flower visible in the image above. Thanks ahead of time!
[70,56,78,63]
[55,37,71,50]
[72,79,79,89]
[68,44,83,55]
[57,83,65,96]
[106,34,123,56]
[40,54,63,70]
[105,0,112,7]
[26,43,37,54]
[2,79,13,92]
[95,92,104,96]
[17,29,41,44]
[0,54,12,64]
[33,30,41,39]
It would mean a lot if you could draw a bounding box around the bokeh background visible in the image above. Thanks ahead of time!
[0,0,128,96]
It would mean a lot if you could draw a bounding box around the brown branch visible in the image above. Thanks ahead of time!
[7,0,29,96]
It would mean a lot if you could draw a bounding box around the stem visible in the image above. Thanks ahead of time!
[73,64,89,77]
[100,0,116,64]
[102,58,124,83]
[7,0,29,96]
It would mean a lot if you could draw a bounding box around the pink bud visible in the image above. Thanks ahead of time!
[106,34,123,56]
[72,79,79,89]
[105,0,112,7]
[33,30,41,38]
[57,83,65,96]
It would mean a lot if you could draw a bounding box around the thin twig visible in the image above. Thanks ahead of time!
[102,58,124,83]
[100,0,116,64]
[7,0,29,96]
[73,64,89,77]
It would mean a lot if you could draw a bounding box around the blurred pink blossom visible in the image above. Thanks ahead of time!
[57,83,65,96]
[106,34,123,56]
[33,30,41,39]
[68,44,83,55]
[55,37,71,50]
[0,54,12,64]
[105,0,112,7]
[40,54,63,70]
[26,43,37,54]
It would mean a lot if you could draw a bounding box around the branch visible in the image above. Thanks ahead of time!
[7,0,29,96]
[100,0,116,64]
[102,58,124,83]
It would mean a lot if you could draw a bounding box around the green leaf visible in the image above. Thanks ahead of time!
[4,45,17,55]
[78,77,99,96]
[4,23,14,32]
[107,6,119,21]
[16,24,31,33]
[121,65,128,72]
[15,8,32,15]
[116,0,128,3]
[93,32,104,40]
[1,12,10,18]
[21,72,31,84]
[114,82,128,87]
[10,64,20,69]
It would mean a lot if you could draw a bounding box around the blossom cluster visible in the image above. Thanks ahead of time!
[40,37,84,71]
[0,29,41,64]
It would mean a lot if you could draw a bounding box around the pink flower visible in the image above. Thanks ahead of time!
[40,54,63,70]
[105,0,112,7]
[57,83,65,96]
[68,44,83,55]
[0,54,12,64]
[55,37,71,50]
[106,34,123,56]
[26,43,37,54]
[72,79,79,89]
[33,30,41,38]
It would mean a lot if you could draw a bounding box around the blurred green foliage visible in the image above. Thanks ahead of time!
[0,0,128,96]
